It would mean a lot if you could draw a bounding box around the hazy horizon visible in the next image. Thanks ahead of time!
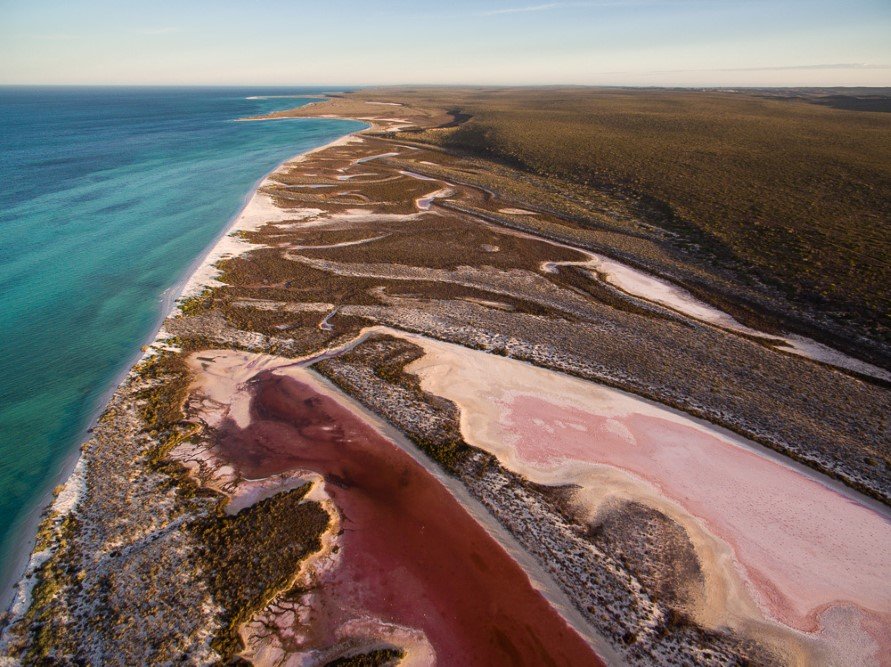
[2,0,890,88]
[1,83,890,91]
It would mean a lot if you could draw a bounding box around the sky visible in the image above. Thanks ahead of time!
[1,0,889,87]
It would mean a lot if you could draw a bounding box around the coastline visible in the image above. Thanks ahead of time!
[175,130,367,304]
[1,113,613,663]
[0,123,369,621]
[4,93,887,664]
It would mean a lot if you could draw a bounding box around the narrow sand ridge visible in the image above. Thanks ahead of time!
[185,349,605,667]
[540,252,891,382]
[498,207,537,215]
[399,169,456,210]
[415,188,454,211]
[402,334,891,667]
[355,152,399,164]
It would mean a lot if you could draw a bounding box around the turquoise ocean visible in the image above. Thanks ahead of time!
[0,87,364,598]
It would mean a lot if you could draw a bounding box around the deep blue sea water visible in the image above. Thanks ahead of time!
[0,87,364,596]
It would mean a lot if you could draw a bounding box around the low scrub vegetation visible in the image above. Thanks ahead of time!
[366,87,890,344]
[192,485,328,657]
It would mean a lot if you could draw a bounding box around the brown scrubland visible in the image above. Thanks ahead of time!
[274,88,891,364]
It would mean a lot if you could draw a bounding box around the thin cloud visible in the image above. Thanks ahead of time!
[718,63,886,72]
[478,0,685,15]
[479,2,596,16]
[139,27,181,35]
[603,63,888,75]
[34,33,80,41]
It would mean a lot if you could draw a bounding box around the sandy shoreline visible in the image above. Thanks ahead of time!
[0,123,369,621]
[176,129,368,304]
[2,110,616,662]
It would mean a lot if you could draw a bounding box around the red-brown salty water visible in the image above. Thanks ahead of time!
[213,371,602,666]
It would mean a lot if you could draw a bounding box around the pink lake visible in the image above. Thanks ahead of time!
[404,334,891,665]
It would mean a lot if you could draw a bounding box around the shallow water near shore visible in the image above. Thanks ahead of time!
[0,86,364,598]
